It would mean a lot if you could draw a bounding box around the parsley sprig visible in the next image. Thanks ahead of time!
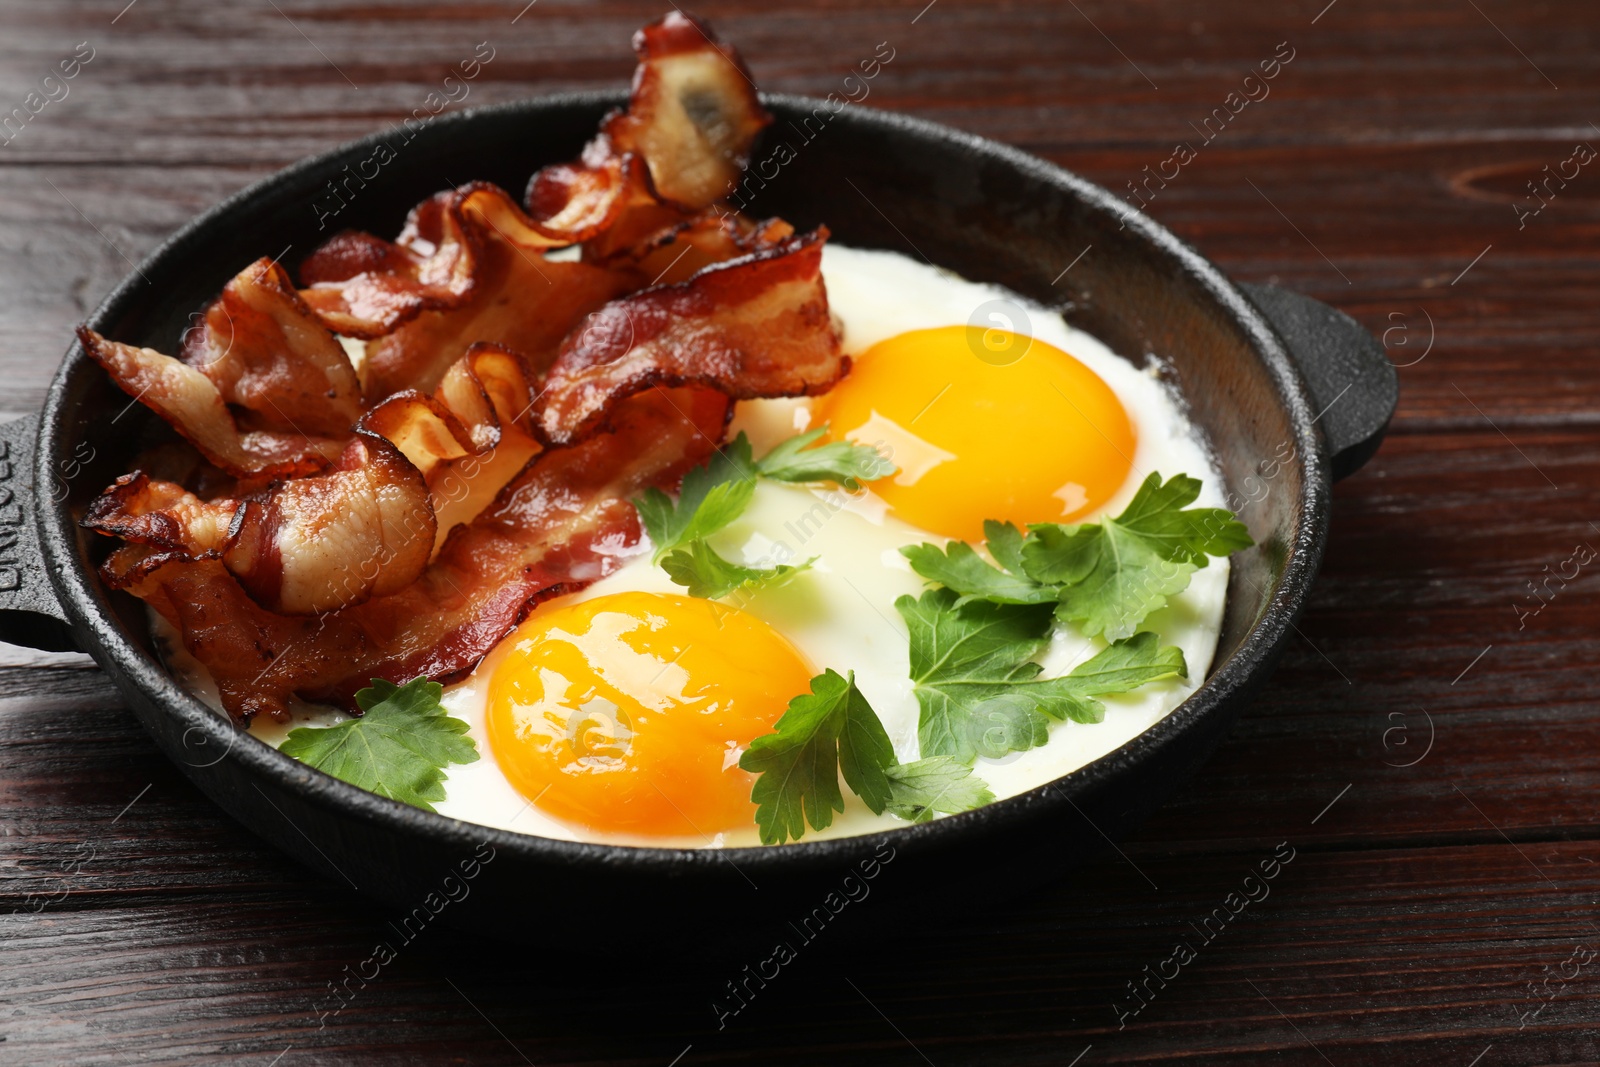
[902,472,1251,639]
[633,427,894,599]
[740,669,992,844]
[279,678,479,812]
[660,539,812,599]
[896,589,1187,761]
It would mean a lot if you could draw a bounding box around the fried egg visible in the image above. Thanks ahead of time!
[223,244,1231,848]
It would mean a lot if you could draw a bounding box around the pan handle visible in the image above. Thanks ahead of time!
[0,414,80,652]
[1238,282,1399,481]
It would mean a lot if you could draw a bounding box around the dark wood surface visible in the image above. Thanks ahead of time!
[4,1,1600,1063]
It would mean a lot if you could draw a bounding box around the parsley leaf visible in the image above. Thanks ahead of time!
[1019,472,1252,639]
[660,540,814,599]
[741,669,992,843]
[740,669,894,845]
[279,678,479,813]
[633,427,898,571]
[903,480,1250,639]
[754,426,896,490]
[899,535,1055,605]
[883,757,995,823]
[896,589,1056,761]
[983,519,1030,574]
[1020,472,1252,639]
[897,589,1188,761]
[633,435,758,562]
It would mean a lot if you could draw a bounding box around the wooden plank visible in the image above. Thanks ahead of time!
[0,1,1592,165]
[1140,427,1600,852]
[2,840,1598,1064]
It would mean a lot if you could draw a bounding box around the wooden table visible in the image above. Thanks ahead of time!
[3,1,1597,1063]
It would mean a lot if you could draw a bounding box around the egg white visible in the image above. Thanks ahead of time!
[182,243,1230,849]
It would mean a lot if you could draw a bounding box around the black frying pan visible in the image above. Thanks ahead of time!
[0,94,1395,948]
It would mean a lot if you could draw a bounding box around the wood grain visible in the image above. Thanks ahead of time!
[3,0,1600,1064]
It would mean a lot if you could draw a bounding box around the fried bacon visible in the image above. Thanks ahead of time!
[78,13,853,725]
[602,11,771,210]
[589,209,796,287]
[359,343,535,477]
[299,184,610,336]
[534,228,845,445]
[562,13,773,265]
[220,432,435,615]
[79,327,342,479]
[181,258,362,437]
[106,387,728,723]
[359,248,630,403]
[297,10,770,373]
[83,473,238,555]
[301,183,637,401]
[524,145,652,248]
[88,433,435,617]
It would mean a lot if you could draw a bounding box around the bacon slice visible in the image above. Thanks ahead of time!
[221,431,435,615]
[300,183,636,400]
[101,387,728,723]
[591,212,795,286]
[88,433,435,617]
[78,327,342,478]
[534,228,845,445]
[300,184,573,340]
[358,343,534,477]
[83,473,238,555]
[524,144,653,247]
[357,250,630,403]
[296,11,770,360]
[182,258,362,437]
[602,12,771,210]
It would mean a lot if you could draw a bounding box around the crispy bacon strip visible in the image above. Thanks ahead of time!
[88,434,435,617]
[594,212,795,286]
[602,12,771,210]
[297,11,770,353]
[534,228,845,445]
[78,327,342,478]
[358,343,535,477]
[102,387,729,723]
[524,144,653,248]
[360,250,630,402]
[562,14,773,263]
[301,183,636,400]
[299,184,583,340]
[83,473,237,555]
[221,432,435,615]
[182,259,362,436]
[566,149,693,266]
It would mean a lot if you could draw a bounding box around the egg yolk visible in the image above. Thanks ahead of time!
[813,325,1136,541]
[485,591,814,839]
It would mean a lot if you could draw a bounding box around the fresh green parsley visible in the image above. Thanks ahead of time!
[632,435,759,563]
[902,473,1251,639]
[278,677,478,813]
[751,426,897,490]
[633,427,895,598]
[660,539,814,599]
[896,588,1188,762]
[900,521,1055,606]
[883,756,996,823]
[1024,472,1251,638]
[740,669,991,844]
